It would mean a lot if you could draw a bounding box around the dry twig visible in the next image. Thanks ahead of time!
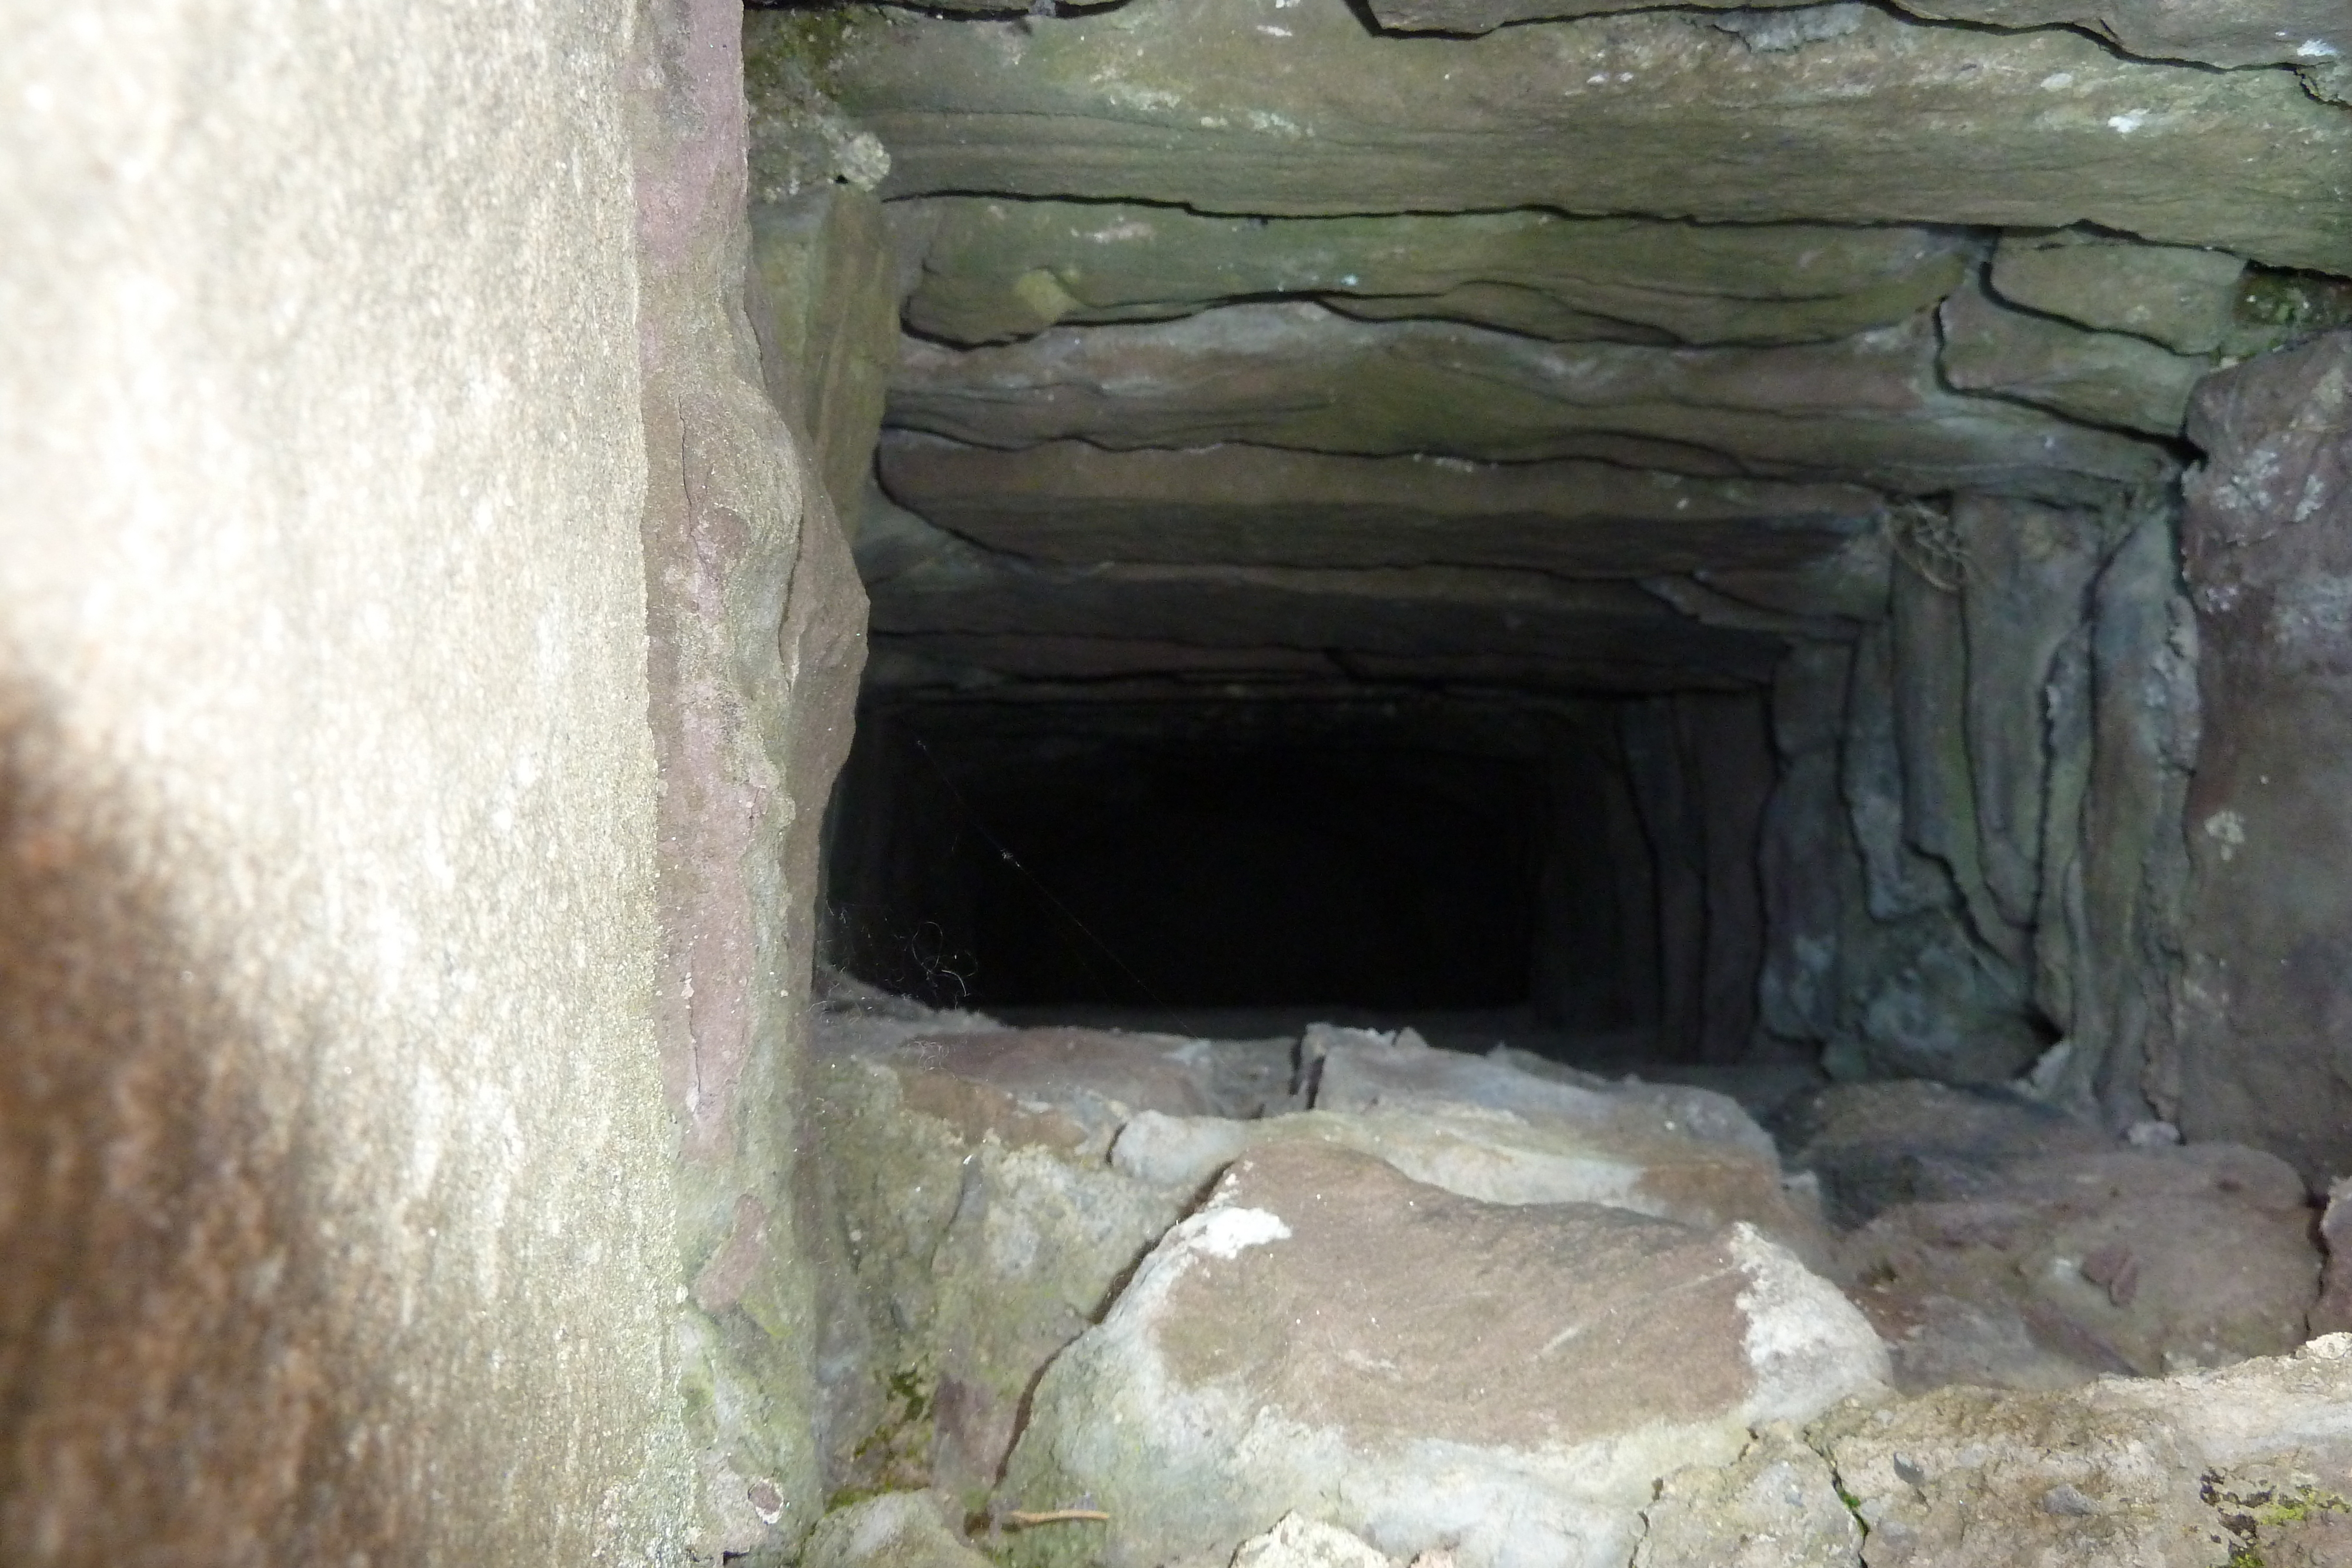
[1887,498,1969,591]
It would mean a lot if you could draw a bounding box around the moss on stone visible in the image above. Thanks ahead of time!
[2204,1467,2352,1567]
[814,1054,1187,1516]
[744,4,871,98]
[2224,268,2352,361]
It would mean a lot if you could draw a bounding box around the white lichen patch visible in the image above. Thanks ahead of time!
[1190,1204,1294,1259]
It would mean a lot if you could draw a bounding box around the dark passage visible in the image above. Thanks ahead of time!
[821,692,1776,1055]
[970,741,1534,1009]
[827,711,1540,1009]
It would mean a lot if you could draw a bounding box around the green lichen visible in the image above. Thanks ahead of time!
[2252,1487,2352,1527]
[830,1366,941,1510]
[2204,1468,2352,1566]
[2222,268,2352,361]
[680,1357,721,1446]
[1832,1476,1872,1539]
[743,6,892,204]
[746,5,869,101]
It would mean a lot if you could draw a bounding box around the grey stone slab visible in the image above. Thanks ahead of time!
[1990,231,2246,355]
[997,1139,1887,1568]
[888,305,2174,502]
[1883,0,2352,71]
[818,0,2352,275]
[878,434,1882,577]
[900,197,1969,347]
[1940,280,2208,436]
[866,557,1792,690]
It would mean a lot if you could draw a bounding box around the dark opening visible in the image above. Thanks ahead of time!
[973,740,1535,1009]
[821,691,1776,1061]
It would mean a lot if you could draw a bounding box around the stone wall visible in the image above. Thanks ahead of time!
[2175,332,2352,1183]
[776,0,2352,1134]
[1752,492,2199,1108]
[633,0,867,1551]
[0,0,861,1560]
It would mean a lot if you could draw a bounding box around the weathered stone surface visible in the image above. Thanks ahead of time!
[1111,1111,1259,1191]
[2227,269,2352,362]
[879,434,1881,577]
[1499,1046,1836,1126]
[850,1021,1225,1146]
[1809,544,2074,1082]
[804,1493,995,1568]
[1805,600,2083,1085]
[1369,0,1815,34]
[644,0,873,1540]
[2199,1459,2352,1568]
[1839,622,1957,924]
[1122,1100,1828,1258]
[1989,231,2246,355]
[901,198,1969,347]
[1605,691,1782,1062]
[868,555,1790,694]
[2064,497,2199,1126]
[1232,1514,1398,1568]
[754,184,903,517]
[1644,575,1852,641]
[1705,524,1895,622]
[2103,1330,2352,1472]
[1634,1423,1862,1568]
[2313,1177,2352,1335]
[1104,1027,1827,1257]
[852,481,1006,589]
[997,1140,1887,1568]
[1892,555,2018,968]
[0,0,830,1557]
[1759,644,1866,1045]
[1863,1292,2104,1395]
[1367,0,1882,48]
[1779,1080,2110,1228]
[1839,1144,2320,1387]
[1317,1025,1779,1160]
[1692,692,1780,1060]
[1940,280,2207,436]
[1881,0,2352,72]
[827,0,2352,275]
[1956,496,2112,931]
[1817,1333,2352,1567]
[746,14,895,203]
[891,306,2170,502]
[1829,912,2046,1084]
[2175,332,2352,1183]
[1815,1384,2214,1566]
[811,1012,1209,1504]
[1374,0,1879,49]
[1769,606,2060,1086]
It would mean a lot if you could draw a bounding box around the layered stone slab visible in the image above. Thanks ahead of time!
[1940,281,2209,436]
[821,0,2352,275]
[1988,230,2247,355]
[878,434,1882,575]
[995,1139,1886,1568]
[1883,0,2352,73]
[899,198,1970,347]
[890,305,2173,501]
[866,558,1791,692]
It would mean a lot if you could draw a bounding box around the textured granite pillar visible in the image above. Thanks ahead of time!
[0,0,692,1558]
[0,0,868,1558]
